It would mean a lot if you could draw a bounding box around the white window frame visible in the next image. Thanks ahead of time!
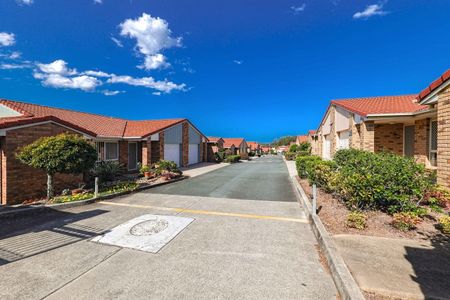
[104,142,119,161]
[429,119,438,167]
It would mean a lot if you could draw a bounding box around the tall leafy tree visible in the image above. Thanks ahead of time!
[16,133,97,199]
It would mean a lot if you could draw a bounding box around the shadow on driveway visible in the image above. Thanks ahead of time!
[405,233,450,299]
[0,208,108,266]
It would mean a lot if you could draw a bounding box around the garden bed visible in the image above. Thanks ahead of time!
[298,177,445,241]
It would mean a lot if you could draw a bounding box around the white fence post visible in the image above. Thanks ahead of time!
[94,177,99,198]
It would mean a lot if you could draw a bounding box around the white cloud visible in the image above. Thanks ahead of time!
[102,90,122,96]
[291,4,306,14]
[107,75,186,93]
[93,0,102,4]
[0,32,15,47]
[16,0,33,5]
[37,59,77,76]
[9,51,21,59]
[0,63,31,69]
[353,3,388,19]
[34,73,101,91]
[119,13,181,70]
[111,37,123,47]
[83,70,112,77]
[233,60,243,65]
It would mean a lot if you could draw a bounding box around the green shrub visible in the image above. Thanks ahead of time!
[391,212,422,231]
[154,160,182,176]
[346,211,367,230]
[249,151,256,157]
[139,164,150,175]
[91,161,124,183]
[100,181,139,195]
[215,151,226,162]
[295,155,321,178]
[437,215,450,234]
[224,155,241,163]
[289,144,298,152]
[299,142,311,153]
[296,150,310,157]
[307,160,338,192]
[284,152,297,161]
[335,149,433,212]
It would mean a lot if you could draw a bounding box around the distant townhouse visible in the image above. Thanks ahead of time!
[307,130,319,155]
[206,136,224,161]
[296,135,308,145]
[0,99,208,205]
[247,141,260,154]
[222,138,248,156]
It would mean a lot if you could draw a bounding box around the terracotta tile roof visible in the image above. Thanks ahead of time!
[308,130,317,135]
[207,136,223,143]
[296,135,308,143]
[331,95,426,117]
[247,141,259,149]
[124,119,185,138]
[222,138,245,148]
[417,69,450,102]
[0,99,195,139]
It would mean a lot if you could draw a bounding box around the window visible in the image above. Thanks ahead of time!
[429,120,437,167]
[105,142,119,160]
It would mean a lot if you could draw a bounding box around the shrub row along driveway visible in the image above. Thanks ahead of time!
[0,156,337,299]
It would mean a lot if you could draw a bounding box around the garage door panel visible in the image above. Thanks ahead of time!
[164,144,180,166]
[188,144,199,165]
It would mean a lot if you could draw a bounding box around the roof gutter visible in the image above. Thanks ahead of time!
[365,108,436,120]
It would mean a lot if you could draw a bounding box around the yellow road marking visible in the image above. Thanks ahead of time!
[100,201,307,223]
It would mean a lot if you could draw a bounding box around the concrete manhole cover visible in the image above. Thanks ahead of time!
[92,214,194,253]
[129,218,169,236]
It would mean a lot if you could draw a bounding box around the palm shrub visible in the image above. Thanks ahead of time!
[16,133,97,199]
[91,160,124,183]
[154,160,182,176]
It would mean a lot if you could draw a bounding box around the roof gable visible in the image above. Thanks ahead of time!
[417,69,450,103]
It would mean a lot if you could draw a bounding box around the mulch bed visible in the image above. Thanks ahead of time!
[297,177,445,241]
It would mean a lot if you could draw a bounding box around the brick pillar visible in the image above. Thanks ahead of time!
[1,137,6,205]
[437,85,450,187]
[329,106,337,157]
[182,122,189,167]
[360,121,375,152]
[349,114,360,149]
[142,139,152,166]
[414,119,429,165]
[119,141,128,169]
[159,132,164,160]
[199,141,204,162]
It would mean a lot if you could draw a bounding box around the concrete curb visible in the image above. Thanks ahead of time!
[0,176,187,219]
[291,175,365,300]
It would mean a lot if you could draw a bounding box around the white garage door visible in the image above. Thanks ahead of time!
[188,144,199,165]
[164,144,180,166]
[338,131,350,150]
[323,135,331,160]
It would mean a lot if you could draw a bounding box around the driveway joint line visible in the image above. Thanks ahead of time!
[40,247,122,300]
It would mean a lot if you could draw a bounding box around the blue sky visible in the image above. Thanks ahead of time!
[0,0,449,143]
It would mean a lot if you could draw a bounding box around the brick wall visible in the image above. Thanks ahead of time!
[119,141,128,170]
[360,121,375,152]
[2,123,83,205]
[159,132,165,160]
[182,122,189,167]
[414,118,429,165]
[142,140,152,166]
[437,85,450,187]
[374,123,404,155]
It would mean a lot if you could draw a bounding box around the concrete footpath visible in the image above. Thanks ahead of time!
[334,234,450,300]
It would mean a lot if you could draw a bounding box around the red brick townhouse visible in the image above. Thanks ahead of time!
[206,136,224,161]
[247,141,260,153]
[222,138,248,157]
[0,99,208,205]
[315,95,432,162]
[296,135,308,146]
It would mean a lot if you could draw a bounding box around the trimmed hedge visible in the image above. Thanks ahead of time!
[284,152,297,161]
[224,155,241,163]
[296,149,435,213]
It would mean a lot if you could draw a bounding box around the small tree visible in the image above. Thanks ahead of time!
[289,144,298,152]
[299,142,311,153]
[16,133,97,199]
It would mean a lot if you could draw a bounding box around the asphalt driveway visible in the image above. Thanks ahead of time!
[0,156,337,299]
[147,156,298,202]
